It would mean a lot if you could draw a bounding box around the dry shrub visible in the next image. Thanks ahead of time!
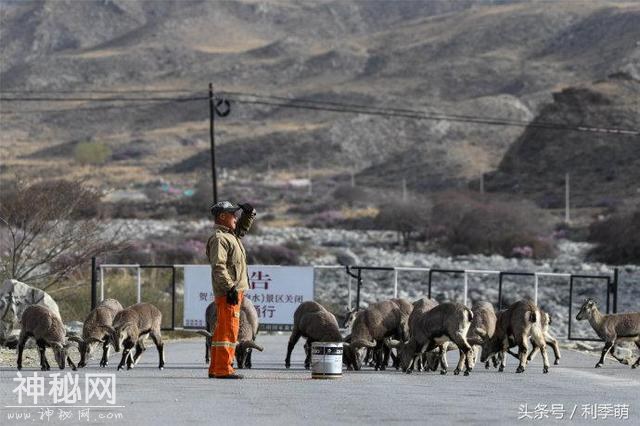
[432,191,555,258]
[588,210,640,264]
[246,244,300,265]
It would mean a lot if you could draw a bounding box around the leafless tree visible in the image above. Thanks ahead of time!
[0,179,124,290]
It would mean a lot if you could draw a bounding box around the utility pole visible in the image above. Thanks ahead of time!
[350,171,355,188]
[208,83,217,203]
[402,178,407,202]
[208,83,231,204]
[565,172,570,224]
[307,160,313,196]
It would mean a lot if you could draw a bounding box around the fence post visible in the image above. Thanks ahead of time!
[568,275,574,339]
[356,269,362,311]
[534,273,539,306]
[136,266,142,304]
[498,272,504,310]
[428,270,433,299]
[613,268,619,313]
[393,268,398,298]
[100,266,105,301]
[171,267,176,330]
[463,271,468,307]
[90,257,97,310]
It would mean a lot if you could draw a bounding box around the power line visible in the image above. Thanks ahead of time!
[225,96,639,136]
[0,95,207,102]
[1,91,637,135]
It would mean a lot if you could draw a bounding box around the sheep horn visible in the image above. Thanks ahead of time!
[384,338,403,348]
[195,330,212,338]
[474,328,487,338]
[246,341,264,351]
[67,335,85,345]
[351,338,377,348]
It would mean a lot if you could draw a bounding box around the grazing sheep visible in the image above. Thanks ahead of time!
[526,308,561,365]
[77,298,123,368]
[480,299,550,374]
[576,298,640,369]
[407,298,439,371]
[456,301,498,373]
[285,301,343,369]
[202,297,263,368]
[394,302,474,375]
[17,305,77,371]
[349,298,413,370]
[107,303,164,371]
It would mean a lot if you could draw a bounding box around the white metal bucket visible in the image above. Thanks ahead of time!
[311,342,343,379]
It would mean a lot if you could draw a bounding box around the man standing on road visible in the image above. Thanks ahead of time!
[206,201,256,379]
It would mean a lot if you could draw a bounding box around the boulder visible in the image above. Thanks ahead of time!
[0,279,60,345]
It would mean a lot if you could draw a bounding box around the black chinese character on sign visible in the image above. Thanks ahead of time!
[250,271,272,290]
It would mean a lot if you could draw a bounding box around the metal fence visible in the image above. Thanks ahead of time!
[91,258,621,340]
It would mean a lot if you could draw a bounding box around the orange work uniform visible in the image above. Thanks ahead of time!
[205,214,254,377]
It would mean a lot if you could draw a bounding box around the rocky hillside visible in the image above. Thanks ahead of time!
[1,0,639,206]
[485,74,640,207]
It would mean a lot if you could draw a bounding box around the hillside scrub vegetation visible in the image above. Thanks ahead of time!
[588,210,640,264]
[74,141,112,165]
[0,179,123,289]
[430,191,556,259]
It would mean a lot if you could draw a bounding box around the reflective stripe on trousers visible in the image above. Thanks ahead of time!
[208,291,243,377]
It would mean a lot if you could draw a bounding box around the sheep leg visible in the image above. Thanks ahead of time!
[285,329,301,368]
[531,331,550,373]
[100,339,110,367]
[37,340,50,371]
[66,355,77,371]
[390,348,400,370]
[304,339,313,369]
[149,330,164,370]
[380,343,391,371]
[547,337,561,365]
[453,335,473,376]
[246,348,253,369]
[498,351,507,372]
[515,336,529,373]
[78,343,89,368]
[129,339,146,369]
[526,341,538,363]
[596,341,614,368]
[117,346,131,371]
[16,332,29,370]
[205,334,211,364]
[606,344,628,365]
[364,348,374,367]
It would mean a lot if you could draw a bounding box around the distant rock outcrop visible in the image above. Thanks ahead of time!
[484,75,640,208]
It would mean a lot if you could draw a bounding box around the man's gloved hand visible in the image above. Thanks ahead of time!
[226,286,239,305]
[238,203,255,215]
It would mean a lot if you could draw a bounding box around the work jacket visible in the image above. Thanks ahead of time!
[206,212,254,296]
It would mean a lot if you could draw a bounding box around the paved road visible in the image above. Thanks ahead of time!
[1,334,638,425]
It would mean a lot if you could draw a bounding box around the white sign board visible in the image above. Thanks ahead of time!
[183,265,314,330]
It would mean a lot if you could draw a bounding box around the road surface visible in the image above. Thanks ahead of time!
[1,334,638,425]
